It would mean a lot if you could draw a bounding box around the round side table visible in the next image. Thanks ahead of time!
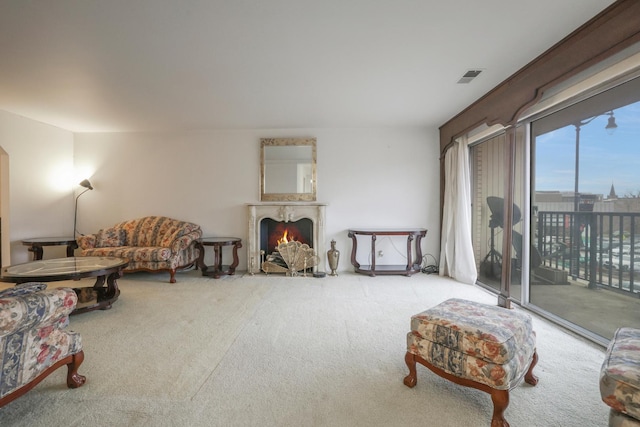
[21,237,78,260]
[195,237,242,279]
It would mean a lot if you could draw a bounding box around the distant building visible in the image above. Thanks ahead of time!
[534,191,605,213]
[534,188,640,238]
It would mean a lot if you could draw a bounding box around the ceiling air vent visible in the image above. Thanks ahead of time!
[457,69,483,84]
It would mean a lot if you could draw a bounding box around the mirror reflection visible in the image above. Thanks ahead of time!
[261,138,316,201]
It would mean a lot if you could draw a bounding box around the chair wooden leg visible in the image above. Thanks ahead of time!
[0,350,86,408]
[525,350,539,386]
[403,352,418,388]
[66,350,86,388]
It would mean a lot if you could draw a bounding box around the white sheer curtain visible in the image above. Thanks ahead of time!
[439,136,477,284]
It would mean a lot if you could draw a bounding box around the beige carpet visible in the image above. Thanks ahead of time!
[0,271,608,426]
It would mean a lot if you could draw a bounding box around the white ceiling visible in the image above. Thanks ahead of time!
[0,0,616,133]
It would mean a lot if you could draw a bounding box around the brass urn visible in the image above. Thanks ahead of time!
[327,239,340,276]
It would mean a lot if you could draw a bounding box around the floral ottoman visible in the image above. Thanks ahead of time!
[600,327,640,426]
[403,298,538,427]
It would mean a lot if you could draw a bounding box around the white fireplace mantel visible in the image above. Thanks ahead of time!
[247,203,327,274]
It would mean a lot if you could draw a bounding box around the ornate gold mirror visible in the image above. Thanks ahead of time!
[260,137,316,202]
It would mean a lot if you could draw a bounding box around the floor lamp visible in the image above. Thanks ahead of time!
[73,179,93,237]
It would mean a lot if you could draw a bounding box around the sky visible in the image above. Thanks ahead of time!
[535,100,640,197]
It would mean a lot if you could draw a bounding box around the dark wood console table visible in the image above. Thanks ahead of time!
[347,228,427,276]
[22,237,78,260]
[195,237,242,279]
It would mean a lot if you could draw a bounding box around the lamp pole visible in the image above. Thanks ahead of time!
[572,111,617,280]
[574,116,597,211]
[73,179,93,237]
[574,111,618,211]
[574,124,582,212]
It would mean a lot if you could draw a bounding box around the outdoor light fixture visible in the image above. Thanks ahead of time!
[73,179,93,236]
[605,111,618,135]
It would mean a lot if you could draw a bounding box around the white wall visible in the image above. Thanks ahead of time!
[0,110,75,265]
[0,116,441,271]
[74,127,440,273]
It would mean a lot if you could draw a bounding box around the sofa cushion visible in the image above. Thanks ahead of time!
[407,330,536,390]
[410,298,533,365]
[95,227,126,248]
[82,246,172,262]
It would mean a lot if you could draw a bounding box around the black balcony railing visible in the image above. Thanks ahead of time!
[536,211,640,296]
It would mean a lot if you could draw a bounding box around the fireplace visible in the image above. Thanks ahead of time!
[247,203,327,274]
[260,218,315,274]
[261,218,313,254]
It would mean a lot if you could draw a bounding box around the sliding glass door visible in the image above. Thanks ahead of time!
[471,128,527,300]
[470,75,640,344]
[471,74,640,344]
[529,76,640,342]
[471,133,506,293]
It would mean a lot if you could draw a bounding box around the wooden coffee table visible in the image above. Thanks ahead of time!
[0,256,129,315]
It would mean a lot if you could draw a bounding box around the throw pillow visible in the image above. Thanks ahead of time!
[95,227,126,248]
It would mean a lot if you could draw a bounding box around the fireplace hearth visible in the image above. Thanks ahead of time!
[247,203,327,274]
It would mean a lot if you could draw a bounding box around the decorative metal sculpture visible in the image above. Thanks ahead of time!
[261,241,319,276]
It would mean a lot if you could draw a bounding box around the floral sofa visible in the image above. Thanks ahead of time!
[76,216,202,283]
[0,283,85,407]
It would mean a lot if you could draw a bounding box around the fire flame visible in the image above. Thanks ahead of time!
[276,229,295,246]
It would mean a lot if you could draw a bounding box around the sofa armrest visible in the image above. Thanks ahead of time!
[170,229,203,254]
[76,234,97,250]
[0,288,77,337]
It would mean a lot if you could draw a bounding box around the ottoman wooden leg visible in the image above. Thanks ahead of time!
[490,389,509,427]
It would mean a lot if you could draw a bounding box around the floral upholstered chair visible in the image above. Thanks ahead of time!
[0,283,85,407]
